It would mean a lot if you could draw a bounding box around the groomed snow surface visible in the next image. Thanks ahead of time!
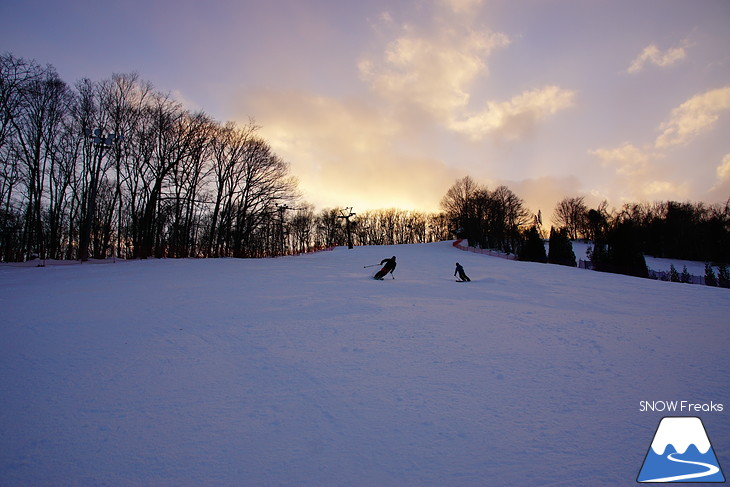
[1,241,729,486]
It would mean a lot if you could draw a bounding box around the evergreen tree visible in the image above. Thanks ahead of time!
[680,265,692,284]
[704,263,717,287]
[717,263,730,289]
[592,220,648,278]
[547,226,577,267]
[518,226,547,263]
[669,264,680,282]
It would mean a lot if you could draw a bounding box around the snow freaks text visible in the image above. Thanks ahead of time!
[639,401,724,413]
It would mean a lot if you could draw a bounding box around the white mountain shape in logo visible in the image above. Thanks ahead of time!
[651,417,711,455]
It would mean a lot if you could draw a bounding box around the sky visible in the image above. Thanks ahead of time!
[2,0,729,222]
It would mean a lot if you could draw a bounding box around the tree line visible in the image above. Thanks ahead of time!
[553,196,730,266]
[0,54,453,262]
[440,176,730,281]
[2,53,728,270]
[262,206,450,255]
[439,176,533,254]
[1,54,303,261]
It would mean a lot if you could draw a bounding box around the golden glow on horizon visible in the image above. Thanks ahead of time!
[219,1,730,216]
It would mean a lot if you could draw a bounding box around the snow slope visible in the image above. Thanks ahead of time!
[570,240,717,277]
[1,241,729,486]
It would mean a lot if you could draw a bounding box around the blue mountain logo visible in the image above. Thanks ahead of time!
[637,416,725,483]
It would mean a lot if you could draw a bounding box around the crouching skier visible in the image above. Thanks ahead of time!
[454,262,470,282]
[374,256,397,280]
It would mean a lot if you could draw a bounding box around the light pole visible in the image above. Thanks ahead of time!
[79,128,123,261]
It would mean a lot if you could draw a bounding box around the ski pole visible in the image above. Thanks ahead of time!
[363,264,380,268]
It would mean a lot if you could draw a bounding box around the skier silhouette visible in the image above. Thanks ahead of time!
[454,262,470,282]
[374,256,397,280]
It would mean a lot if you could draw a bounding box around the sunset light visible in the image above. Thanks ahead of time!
[2,2,729,484]
[2,0,727,219]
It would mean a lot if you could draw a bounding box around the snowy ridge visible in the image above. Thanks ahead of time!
[650,417,712,455]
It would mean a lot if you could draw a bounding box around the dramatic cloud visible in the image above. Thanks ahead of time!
[241,90,459,211]
[717,154,730,182]
[440,0,485,14]
[589,143,687,201]
[655,85,730,148]
[590,85,730,203]
[627,42,687,73]
[219,1,727,211]
[360,5,575,142]
[591,143,657,177]
[642,180,689,199]
[359,26,510,119]
[708,154,730,200]
[4,0,730,220]
[448,85,575,140]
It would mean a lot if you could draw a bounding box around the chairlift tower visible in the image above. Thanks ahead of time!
[275,204,305,256]
[338,207,356,249]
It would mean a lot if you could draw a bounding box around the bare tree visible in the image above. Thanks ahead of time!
[101,73,153,258]
[315,208,344,248]
[207,120,256,257]
[490,185,531,252]
[166,114,215,257]
[1,54,40,260]
[552,196,587,240]
[289,205,315,254]
[45,114,80,259]
[440,175,480,231]
[134,96,214,258]
[11,62,70,260]
[230,137,297,256]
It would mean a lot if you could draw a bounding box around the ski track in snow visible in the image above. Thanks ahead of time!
[1,241,729,486]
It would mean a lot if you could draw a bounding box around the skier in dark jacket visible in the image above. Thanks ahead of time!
[374,256,397,279]
[454,262,470,281]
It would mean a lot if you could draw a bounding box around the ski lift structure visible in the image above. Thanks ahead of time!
[83,128,124,148]
[275,204,307,256]
[338,207,356,249]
